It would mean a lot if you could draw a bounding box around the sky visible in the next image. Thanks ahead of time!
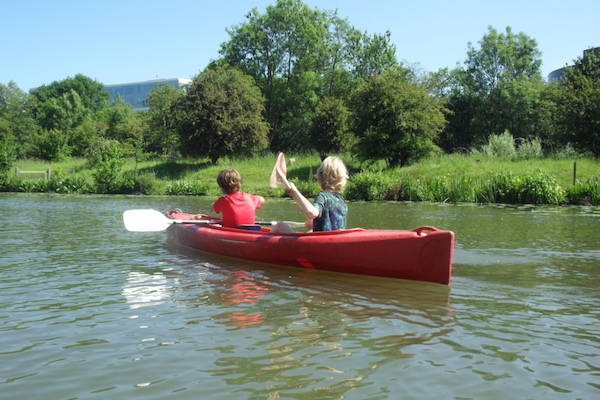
[2,0,598,92]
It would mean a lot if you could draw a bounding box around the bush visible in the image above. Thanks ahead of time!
[165,180,209,196]
[87,138,126,193]
[517,137,543,159]
[0,140,17,183]
[566,178,600,205]
[53,176,92,194]
[477,171,566,205]
[480,130,517,158]
[345,172,391,201]
[36,129,71,161]
[117,172,162,195]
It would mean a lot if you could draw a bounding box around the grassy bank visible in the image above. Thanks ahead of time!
[3,153,599,205]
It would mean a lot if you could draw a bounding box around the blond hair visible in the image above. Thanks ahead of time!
[217,168,242,194]
[316,156,348,193]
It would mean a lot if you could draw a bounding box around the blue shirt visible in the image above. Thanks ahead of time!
[312,191,348,231]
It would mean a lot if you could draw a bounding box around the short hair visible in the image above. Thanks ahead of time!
[315,156,348,193]
[217,168,242,194]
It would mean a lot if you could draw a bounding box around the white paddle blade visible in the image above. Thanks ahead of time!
[269,152,287,188]
[123,209,172,232]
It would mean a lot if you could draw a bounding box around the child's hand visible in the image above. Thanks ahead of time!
[304,218,313,231]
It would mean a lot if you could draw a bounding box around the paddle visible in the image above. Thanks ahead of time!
[122,209,304,232]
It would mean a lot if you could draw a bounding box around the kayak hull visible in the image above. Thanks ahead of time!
[166,211,454,285]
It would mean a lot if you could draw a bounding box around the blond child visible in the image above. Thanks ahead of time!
[276,156,348,232]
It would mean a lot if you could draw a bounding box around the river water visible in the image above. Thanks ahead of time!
[1,193,598,399]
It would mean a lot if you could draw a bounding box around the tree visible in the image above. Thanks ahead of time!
[177,65,269,163]
[0,81,39,157]
[553,48,600,156]
[463,26,541,95]
[0,139,17,183]
[443,26,544,151]
[146,84,184,155]
[350,69,447,167]
[220,0,398,151]
[36,89,87,132]
[309,96,350,159]
[30,74,108,114]
[347,30,398,83]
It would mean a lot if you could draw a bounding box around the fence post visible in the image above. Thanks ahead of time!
[573,161,577,185]
[47,168,51,181]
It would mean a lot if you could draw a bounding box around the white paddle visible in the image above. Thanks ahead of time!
[122,209,304,232]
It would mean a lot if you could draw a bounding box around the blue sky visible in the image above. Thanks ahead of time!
[2,0,598,92]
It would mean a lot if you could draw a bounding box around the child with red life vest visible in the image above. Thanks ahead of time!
[211,169,265,228]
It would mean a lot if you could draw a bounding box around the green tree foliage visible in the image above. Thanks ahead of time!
[347,30,398,83]
[0,81,39,157]
[553,48,600,156]
[220,0,397,152]
[29,74,108,115]
[97,96,139,142]
[29,74,110,159]
[176,65,269,163]
[443,26,545,151]
[87,137,126,193]
[350,69,447,167]
[36,89,87,131]
[309,96,350,159]
[146,84,184,155]
[36,129,71,161]
[0,139,17,183]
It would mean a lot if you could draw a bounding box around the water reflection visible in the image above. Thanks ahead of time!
[165,241,455,397]
[121,271,171,309]
[215,269,270,328]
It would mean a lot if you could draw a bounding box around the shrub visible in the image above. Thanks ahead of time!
[566,178,600,205]
[53,176,92,194]
[345,172,391,201]
[481,130,516,158]
[36,129,71,161]
[388,178,425,201]
[477,171,566,205]
[165,180,209,196]
[293,179,321,198]
[87,138,126,193]
[517,137,543,159]
[0,140,17,183]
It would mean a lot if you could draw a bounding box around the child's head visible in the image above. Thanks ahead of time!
[217,168,242,194]
[315,156,348,193]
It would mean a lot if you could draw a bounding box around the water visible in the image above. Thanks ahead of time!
[1,193,598,399]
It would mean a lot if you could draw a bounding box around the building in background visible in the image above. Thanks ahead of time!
[103,77,192,110]
[548,46,599,82]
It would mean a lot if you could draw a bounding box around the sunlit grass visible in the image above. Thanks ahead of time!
[7,152,599,205]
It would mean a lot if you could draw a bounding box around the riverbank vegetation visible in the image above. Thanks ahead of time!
[3,151,599,205]
[1,0,599,206]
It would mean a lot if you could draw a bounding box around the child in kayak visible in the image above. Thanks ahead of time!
[275,156,348,233]
[211,168,265,228]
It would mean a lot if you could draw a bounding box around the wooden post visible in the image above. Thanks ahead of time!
[573,161,577,185]
[15,167,20,176]
[47,168,51,181]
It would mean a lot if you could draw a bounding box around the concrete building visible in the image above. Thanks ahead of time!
[548,46,599,82]
[103,77,192,111]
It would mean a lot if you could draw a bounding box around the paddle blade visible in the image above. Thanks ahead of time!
[123,209,173,232]
[269,152,287,188]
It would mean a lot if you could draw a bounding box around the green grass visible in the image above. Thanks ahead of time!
[5,152,599,205]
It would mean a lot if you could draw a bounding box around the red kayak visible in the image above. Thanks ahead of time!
[166,210,455,285]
